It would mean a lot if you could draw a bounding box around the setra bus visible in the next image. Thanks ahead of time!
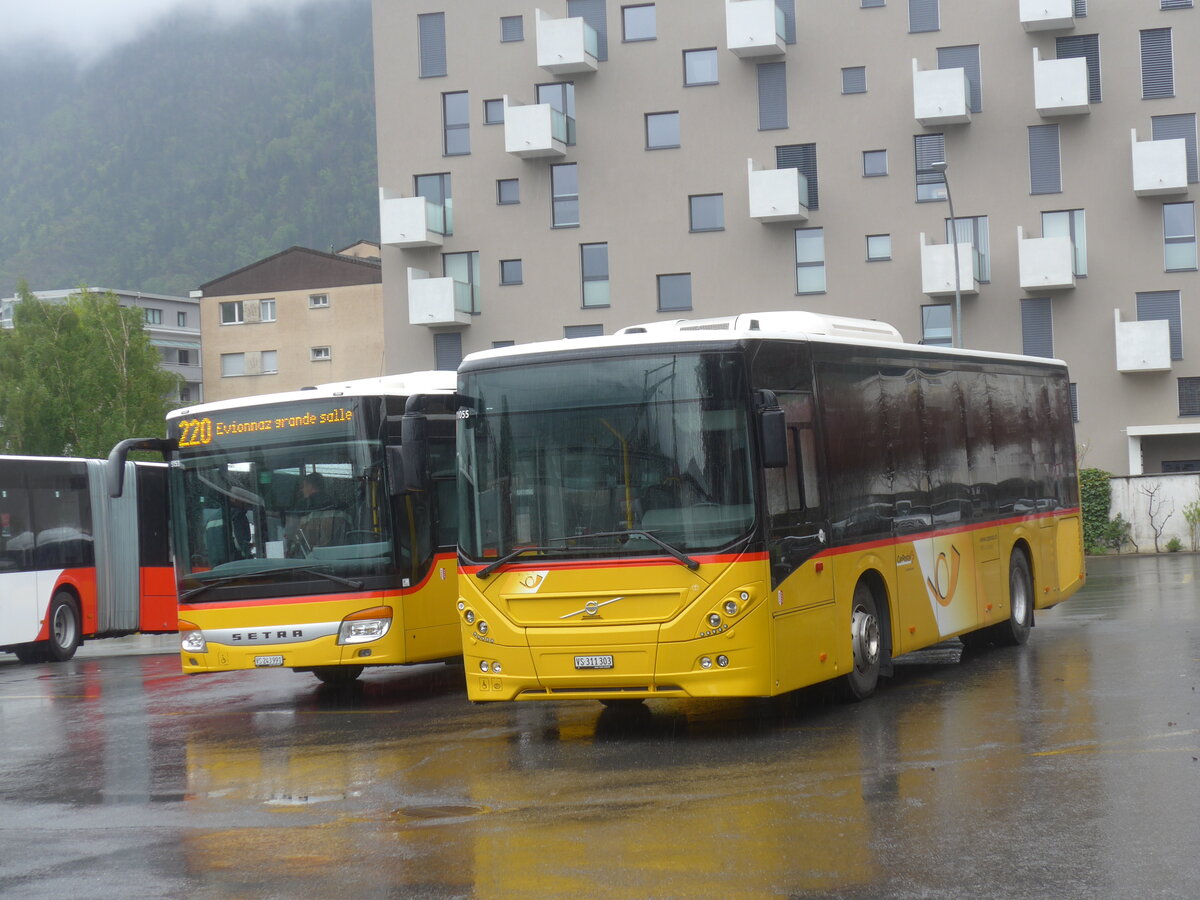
[0,455,174,663]
[451,312,1084,704]
[108,371,459,684]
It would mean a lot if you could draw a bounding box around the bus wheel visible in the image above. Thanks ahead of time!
[13,643,47,664]
[311,665,363,686]
[599,698,645,710]
[45,593,81,662]
[995,551,1033,647]
[843,580,883,702]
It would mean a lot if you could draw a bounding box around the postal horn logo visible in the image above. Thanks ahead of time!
[520,572,545,590]
[927,545,962,607]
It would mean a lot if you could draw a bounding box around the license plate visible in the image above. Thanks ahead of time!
[574,654,614,670]
[254,655,285,667]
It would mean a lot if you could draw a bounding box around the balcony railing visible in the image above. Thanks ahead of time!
[725,0,786,58]
[912,61,971,126]
[1033,49,1089,117]
[379,190,445,248]
[1019,0,1075,32]
[535,9,599,74]
[1017,226,1075,291]
[1131,129,1189,197]
[1114,310,1172,373]
[747,159,809,222]
[503,97,572,158]
[406,268,472,328]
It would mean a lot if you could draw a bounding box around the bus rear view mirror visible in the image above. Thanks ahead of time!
[106,437,176,497]
[755,390,787,469]
[390,414,428,495]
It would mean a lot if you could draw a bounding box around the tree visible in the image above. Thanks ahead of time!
[0,283,179,457]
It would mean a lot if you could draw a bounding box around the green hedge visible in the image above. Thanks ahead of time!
[1079,467,1113,554]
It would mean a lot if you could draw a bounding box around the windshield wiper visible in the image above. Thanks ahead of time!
[586,530,700,570]
[476,544,571,580]
[180,566,364,601]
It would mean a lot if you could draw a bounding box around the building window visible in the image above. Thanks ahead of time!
[909,0,939,33]
[220,353,244,377]
[777,0,797,43]
[500,259,523,285]
[1056,34,1101,103]
[795,228,826,294]
[684,49,718,86]
[622,4,655,41]
[1138,290,1183,360]
[259,299,276,322]
[180,386,191,403]
[866,234,892,261]
[418,12,446,78]
[689,194,724,232]
[261,350,278,374]
[551,163,580,227]
[500,15,524,42]
[1141,28,1174,99]
[841,66,866,95]
[1180,378,1200,416]
[493,340,515,348]
[937,45,981,113]
[946,215,989,282]
[309,293,330,309]
[646,111,680,149]
[442,91,470,156]
[1069,383,1079,423]
[177,349,192,366]
[1162,0,1193,8]
[435,332,463,371]
[757,61,788,130]
[1020,297,1053,358]
[567,0,609,61]
[1152,114,1198,183]
[484,98,505,124]
[497,178,520,205]
[219,301,243,325]
[144,308,162,325]
[537,82,576,145]
[862,0,885,7]
[1042,209,1087,276]
[776,144,819,210]
[311,346,331,362]
[443,251,481,314]
[1029,124,1062,195]
[177,311,187,327]
[565,324,604,339]
[1074,0,1087,14]
[914,133,946,201]
[657,274,692,311]
[1164,202,1197,271]
[863,149,888,177]
[921,305,952,345]
[581,243,610,308]
[415,172,453,235]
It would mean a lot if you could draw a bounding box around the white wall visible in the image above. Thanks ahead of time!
[1108,474,1200,552]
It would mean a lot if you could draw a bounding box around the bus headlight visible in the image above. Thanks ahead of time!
[464,609,476,625]
[723,600,739,617]
[707,613,722,628]
[480,661,491,673]
[477,620,489,636]
[700,656,713,669]
[338,606,393,645]
[179,620,206,653]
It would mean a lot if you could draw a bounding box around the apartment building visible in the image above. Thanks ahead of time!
[1,287,202,404]
[374,0,1200,475]
[196,244,385,402]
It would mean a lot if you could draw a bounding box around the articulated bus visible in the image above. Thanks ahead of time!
[451,312,1084,704]
[0,455,173,663]
[109,372,459,684]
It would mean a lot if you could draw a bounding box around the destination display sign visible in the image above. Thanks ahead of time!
[171,399,365,451]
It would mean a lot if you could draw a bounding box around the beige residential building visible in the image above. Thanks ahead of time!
[374,0,1200,475]
[196,244,385,402]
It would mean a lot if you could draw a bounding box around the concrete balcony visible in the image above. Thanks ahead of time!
[725,0,785,58]
[1115,310,1171,373]
[1131,129,1189,197]
[535,8,598,74]
[747,159,808,223]
[1018,226,1075,291]
[920,233,978,297]
[503,96,571,158]
[1033,49,1089,117]
[1019,0,1075,32]
[912,61,970,127]
[406,268,472,328]
[379,189,445,248]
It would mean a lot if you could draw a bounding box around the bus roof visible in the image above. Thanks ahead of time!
[167,370,456,421]
[460,313,1067,372]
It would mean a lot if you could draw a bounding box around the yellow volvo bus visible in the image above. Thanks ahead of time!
[110,372,458,685]
[452,313,1084,704]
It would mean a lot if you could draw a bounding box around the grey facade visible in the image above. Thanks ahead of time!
[374,0,1200,475]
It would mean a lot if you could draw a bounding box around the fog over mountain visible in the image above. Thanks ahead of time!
[0,0,376,297]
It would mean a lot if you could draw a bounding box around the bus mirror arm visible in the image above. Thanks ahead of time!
[755,390,787,469]
[106,437,176,498]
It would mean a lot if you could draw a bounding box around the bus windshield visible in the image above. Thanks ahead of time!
[458,351,757,563]
[172,438,395,596]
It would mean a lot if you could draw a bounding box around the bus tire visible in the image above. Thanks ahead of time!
[842,579,884,701]
[311,665,364,686]
[13,643,47,664]
[995,550,1033,647]
[45,592,82,662]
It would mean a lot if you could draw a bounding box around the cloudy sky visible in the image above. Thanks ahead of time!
[5,0,337,61]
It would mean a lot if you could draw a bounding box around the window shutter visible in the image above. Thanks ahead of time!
[500,15,524,42]
[914,133,946,185]
[434,332,462,371]
[937,45,981,113]
[1073,0,1087,15]
[1161,0,1192,10]
[565,324,604,339]
[1055,34,1101,102]
[1152,114,1198,183]
[567,0,608,61]
[418,13,446,78]
[1141,29,1174,99]
[776,0,796,44]
[1179,378,1200,416]
[776,144,818,209]
[908,0,940,34]
[1028,125,1061,195]
[1069,383,1079,423]
[842,66,867,94]
[1137,290,1183,360]
[757,62,788,130]
[1021,298,1054,358]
